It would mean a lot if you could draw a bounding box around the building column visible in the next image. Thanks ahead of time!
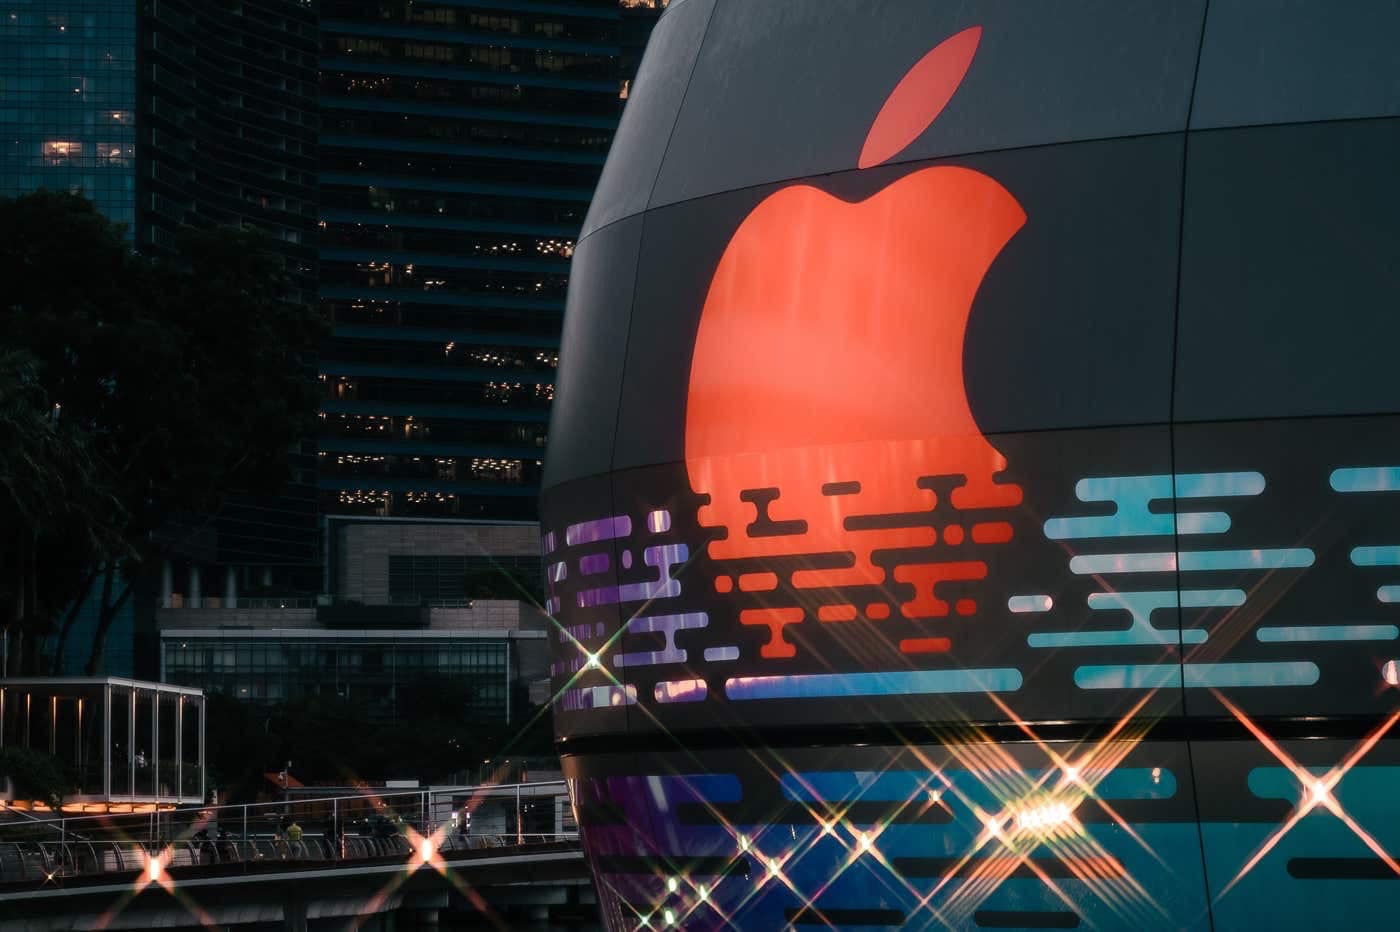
[224,566,237,609]
[160,560,173,609]
[189,565,202,609]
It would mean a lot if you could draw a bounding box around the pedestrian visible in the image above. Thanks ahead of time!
[285,819,304,859]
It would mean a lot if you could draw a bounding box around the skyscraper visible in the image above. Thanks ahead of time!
[0,1,138,225]
[1,0,322,673]
[316,0,663,522]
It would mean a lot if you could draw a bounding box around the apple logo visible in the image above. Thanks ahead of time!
[683,27,1025,656]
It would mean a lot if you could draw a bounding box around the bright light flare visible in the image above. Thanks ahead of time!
[1016,801,1075,835]
[147,858,162,883]
[1214,693,1400,900]
[404,825,449,876]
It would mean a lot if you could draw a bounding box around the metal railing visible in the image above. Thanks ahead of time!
[0,781,575,885]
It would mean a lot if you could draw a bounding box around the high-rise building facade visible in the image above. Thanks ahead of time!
[141,0,323,581]
[316,0,663,522]
[1,0,323,673]
[0,0,138,227]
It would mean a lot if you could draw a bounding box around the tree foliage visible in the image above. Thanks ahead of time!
[0,747,74,810]
[205,681,555,802]
[0,191,326,673]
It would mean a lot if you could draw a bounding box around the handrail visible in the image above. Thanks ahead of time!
[0,830,580,885]
[0,779,570,833]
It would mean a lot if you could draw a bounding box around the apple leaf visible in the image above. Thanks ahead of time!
[858,26,981,170]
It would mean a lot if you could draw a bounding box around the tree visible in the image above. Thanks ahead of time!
[0,191,326,673]
[0,348,126,674]
[0,747,74,809]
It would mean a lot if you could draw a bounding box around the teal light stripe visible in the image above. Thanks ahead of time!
[1257,625,1398,642]
[1069,552,1176,574]
[1380,586,1400,603]
[1183,661,1319,687]
[1073,664,1179,690]
[1331,467,1400,493]
[1070,548,1315,575]
[1174,471,1266,497]
[1352,546,1400,567]
[1179,549,1314,571]
[1074,662,1319,689]
[725,669,1022,701]
[1008,595,1053,613]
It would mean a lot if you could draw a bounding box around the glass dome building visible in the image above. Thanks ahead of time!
[541,2,1400,928]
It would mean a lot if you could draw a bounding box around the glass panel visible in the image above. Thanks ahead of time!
[110,686,131,796]
[134,689,154,797]
[180,696,202,799]
[157,692,178,798]
[54,696,79,775]
[79,692,103,796]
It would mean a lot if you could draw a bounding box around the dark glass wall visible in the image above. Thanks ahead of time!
[0,0,137,227]
[140,0,322,573]
[317,0,662,521]
[162,634,511,723]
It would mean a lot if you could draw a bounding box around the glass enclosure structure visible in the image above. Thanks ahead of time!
[161,630,513,724]
[0,678,204,806]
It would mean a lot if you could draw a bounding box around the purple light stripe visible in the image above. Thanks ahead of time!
[703,646,739,662]
[558,621,605,644]
[647,509,672,533]
[612,612,708,667]
[575,544,689,607]
[547,561,567,583]
[559,684,636,712]
[566,515,632,547]
[654,679,707,704]
[579,552,610,575]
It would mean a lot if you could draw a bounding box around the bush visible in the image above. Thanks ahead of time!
[0,747,73,809]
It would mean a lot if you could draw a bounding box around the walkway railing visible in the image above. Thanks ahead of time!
[0,781,575,886]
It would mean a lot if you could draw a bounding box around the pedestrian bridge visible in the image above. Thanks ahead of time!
[0,781,593,931]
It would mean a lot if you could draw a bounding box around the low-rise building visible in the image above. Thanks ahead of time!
[157,519,549,726]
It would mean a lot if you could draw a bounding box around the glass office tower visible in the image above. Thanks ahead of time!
[0,0,137,227]
[317,0,662,521]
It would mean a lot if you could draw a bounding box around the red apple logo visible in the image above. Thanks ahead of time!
[684,27,1024,659]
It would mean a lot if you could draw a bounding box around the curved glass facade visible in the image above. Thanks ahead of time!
[544,2,1400,929]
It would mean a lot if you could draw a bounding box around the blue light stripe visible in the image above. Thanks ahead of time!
[725,669,1022,701]
[1352,546,1400,567]
[1380,586,1400,603]
[1008,595,1053,613]
[1185,662,1319,687]
[1072,549,1315,574]
[1073,664,1179,690]
[1331,467,1400,493]
[780,768,1177,802]
[1174,471,1266,497]
[1069,552,1176,574]
[1074,662,1319,689]
[1256,625,1398,642]
[1180,549,1314,571]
